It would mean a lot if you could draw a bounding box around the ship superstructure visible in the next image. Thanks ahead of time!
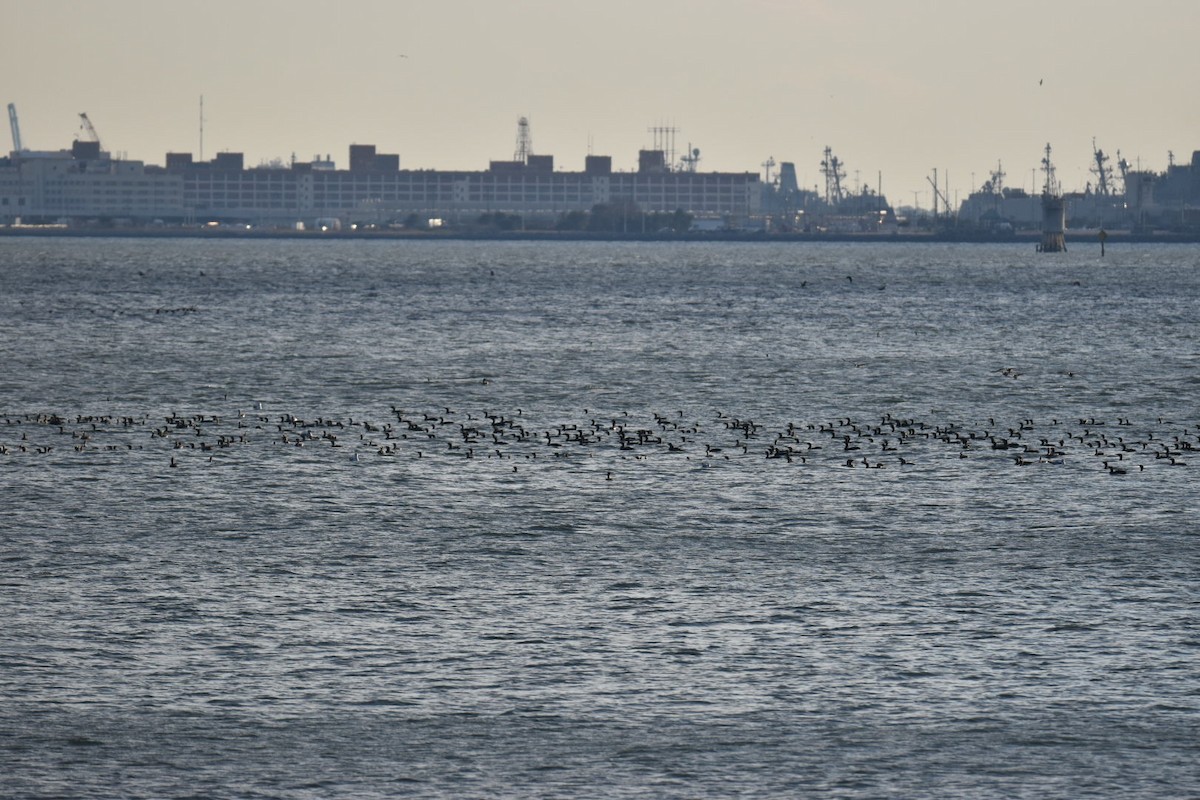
[958,140,1200,234]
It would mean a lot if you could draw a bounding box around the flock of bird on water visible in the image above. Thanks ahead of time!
[1,402,1193,477]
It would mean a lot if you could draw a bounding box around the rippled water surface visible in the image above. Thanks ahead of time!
[1,238,1198,798]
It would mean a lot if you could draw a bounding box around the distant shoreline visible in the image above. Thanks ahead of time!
[2,226,1198,245]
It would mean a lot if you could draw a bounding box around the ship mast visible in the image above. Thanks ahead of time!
[927,168,952,220]
[820,146,845,205]
[1116,151,1130,195]
[761,155,775,185]
[1090,138,1112,196]
[987,160,1005,195]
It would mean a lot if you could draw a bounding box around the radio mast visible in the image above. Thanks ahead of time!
[514,116,532,164]
[199,95,205,162]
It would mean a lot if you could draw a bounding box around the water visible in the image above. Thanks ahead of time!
[1,238,1197,798]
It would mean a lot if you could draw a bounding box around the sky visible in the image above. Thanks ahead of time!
[3,0,1198,208]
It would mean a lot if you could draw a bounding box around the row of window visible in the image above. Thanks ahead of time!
[60,180,173,188]
[295,188,746,199]
[185,194,749,207]
[11,192,745,206]
[195,202,293,210]
[58,201,181,208]
[182,177,754,189]
[188,193,297,200]
[39,191,177,198]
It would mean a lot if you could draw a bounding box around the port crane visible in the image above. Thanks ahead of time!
[927,168,952,219]
[7,103,22,153]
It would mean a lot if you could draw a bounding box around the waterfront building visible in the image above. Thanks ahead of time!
[0,140,761,228]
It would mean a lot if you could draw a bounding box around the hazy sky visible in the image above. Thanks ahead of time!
[4,0,1198,206]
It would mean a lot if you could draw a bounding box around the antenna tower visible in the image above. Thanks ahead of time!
[199,95,204,162]
[680,144,701,173]
[647,125,678,171]
[514,116,532,164]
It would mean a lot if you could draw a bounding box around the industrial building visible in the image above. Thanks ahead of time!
[0,110,762,228]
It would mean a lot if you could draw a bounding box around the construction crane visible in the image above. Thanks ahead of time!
[7,103,22,153]
[78,112,101,147]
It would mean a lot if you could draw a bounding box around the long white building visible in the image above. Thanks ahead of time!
[0,141,761,226]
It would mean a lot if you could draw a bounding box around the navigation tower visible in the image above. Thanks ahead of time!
[1038,143,1066,252]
